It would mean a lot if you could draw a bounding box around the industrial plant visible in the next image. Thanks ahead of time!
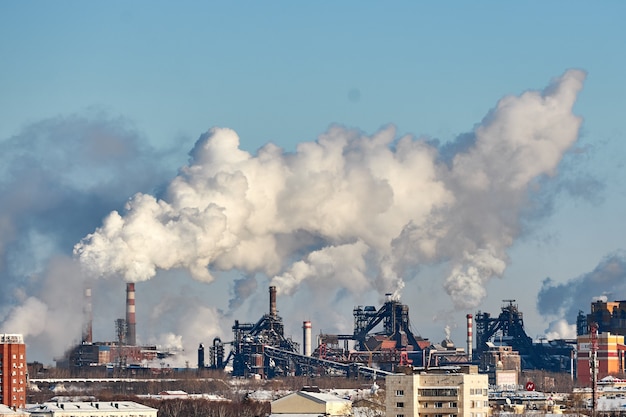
[56,279,626,398]
[57,283,174,371]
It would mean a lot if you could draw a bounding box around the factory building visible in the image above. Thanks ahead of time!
[576,332,626,384]
[385,365,489,417]
[575,298,626,385]
[474,300,575,373]
[206,288,434,378]
[60,283,174,371]
[578,299,626,336]
[0,334,27,409]
[479,344,521,387]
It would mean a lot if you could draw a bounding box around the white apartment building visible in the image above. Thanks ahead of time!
[386,365,489,417]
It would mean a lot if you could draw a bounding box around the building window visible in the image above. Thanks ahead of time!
[396,402,404,408]
[396,415,405,417]
[395,390,404,396]
[449,402,457,408]
[419,388,458,397]
[435,402,443,408]
[422,403,429,408]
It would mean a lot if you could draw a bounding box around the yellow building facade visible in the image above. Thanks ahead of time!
[386,366,489,417]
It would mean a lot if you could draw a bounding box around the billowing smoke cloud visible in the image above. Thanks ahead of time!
[0,112,186,362]
[75,69,587,312]
[144,293,223,368]
[1,257,84,360]
[538,251,626,338]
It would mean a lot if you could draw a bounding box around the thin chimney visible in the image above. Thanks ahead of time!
[82,287,93,344]
[126,283,136,346]
[466,313,473,361]
[303,321,312,357]
[269,286,277,318]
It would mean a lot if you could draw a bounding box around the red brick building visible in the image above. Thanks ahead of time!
[0,334,27,409]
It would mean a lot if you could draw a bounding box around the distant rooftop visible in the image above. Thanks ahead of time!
[0,334,24,344]
[25,401,156,415]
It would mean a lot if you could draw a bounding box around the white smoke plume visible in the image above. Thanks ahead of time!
[538,250,626,334]
[544,319,576,340]
[1,256,84,361]
[0,113,187,363]
[75,69,586,312]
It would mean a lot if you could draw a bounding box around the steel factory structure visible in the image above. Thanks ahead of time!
[474,300,575,373]
[201,287,472,378]
[200,291,580,379]
[60,280,592,381]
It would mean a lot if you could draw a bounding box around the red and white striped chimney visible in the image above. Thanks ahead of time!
[466,313,473,360]
[126,283,136,346]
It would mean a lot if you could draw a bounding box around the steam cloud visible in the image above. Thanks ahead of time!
[0,113,183,361]
[538,251,626,338]
[75,70,587,311]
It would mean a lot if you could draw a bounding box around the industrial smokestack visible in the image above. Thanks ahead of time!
[82,287,92,344]
[269,286,277,318]
[466,313,473,360]
[198,343,205,369]
[126,283,136,346]
[303,321,312,356]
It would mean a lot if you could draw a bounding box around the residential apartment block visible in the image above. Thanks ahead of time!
[386,365,489,417]
[0,334,26,409]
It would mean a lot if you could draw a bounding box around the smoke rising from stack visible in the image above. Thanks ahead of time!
[75,70,587,312]
[0,71,601,365]
[0,113,186,362]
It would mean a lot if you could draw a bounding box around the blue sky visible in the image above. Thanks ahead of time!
[1,2,625,364]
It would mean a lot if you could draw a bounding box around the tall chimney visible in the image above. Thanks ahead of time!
[269,286,277,318]
[303,321,312,356]
[126,283,136,346]
[198,343,205,369]
[466,313,473,361]
[82,287,93,344]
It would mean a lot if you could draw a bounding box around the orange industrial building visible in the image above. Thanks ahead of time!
[0,334,27,409]
[577,331,626,384]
